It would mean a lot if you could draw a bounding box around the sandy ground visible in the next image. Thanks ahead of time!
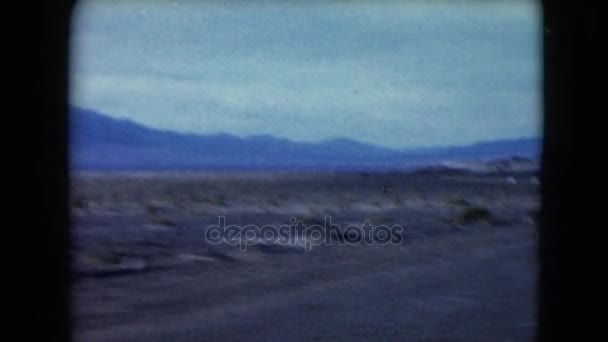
[70,171,539,341]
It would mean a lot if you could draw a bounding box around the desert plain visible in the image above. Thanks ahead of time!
[71,169,539,341]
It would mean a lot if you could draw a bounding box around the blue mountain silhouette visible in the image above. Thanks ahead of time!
[70,106,541,171]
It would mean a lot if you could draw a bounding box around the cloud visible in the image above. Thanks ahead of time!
[70,0,541,149]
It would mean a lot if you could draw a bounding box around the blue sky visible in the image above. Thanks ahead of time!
[70,0,542,149]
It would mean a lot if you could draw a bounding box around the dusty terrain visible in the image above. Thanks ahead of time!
[70,170,539,341]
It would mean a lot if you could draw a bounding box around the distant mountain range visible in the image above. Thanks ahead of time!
[69,106,541,171]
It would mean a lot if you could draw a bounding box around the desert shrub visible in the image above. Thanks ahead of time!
[337,194,354,210]
[324,223,362,243]
[72,196,87,209]
[267,197,280,206]
[364,213,395,225]
[527,208,540,222]
[454,206,492,224]
[81,251,122,265]
[144,200,177,226]
[148,216,177,227]
[445,196,469,206]
[196,195,226,206]
[487,217,514,226]
[144,201,161,215]
[301,216,325,226]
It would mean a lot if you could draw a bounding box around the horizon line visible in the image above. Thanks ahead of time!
[70,105,542,152]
